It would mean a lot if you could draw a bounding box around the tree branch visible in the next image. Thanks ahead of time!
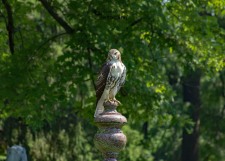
[27,32,68,66]
[116,17,143,43]
[92,9,128,20]
[38,0,74,34]
[127,17,143,29]
[2,0,14,54]
[36,32,67,51]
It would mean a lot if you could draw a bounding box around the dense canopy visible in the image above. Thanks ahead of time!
[0,0,225,161]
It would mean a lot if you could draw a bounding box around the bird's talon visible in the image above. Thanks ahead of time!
[104,99,113,104]
[113,99,121,105]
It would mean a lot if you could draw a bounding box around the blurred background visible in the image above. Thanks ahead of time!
[0,0,225,160]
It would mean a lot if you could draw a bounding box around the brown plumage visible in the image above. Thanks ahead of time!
[95,62,112,104]
[94,49,126,117]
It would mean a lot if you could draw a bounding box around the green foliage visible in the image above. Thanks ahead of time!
[121,126,153,161]
[0,0,225,160]
[27,122,95,161]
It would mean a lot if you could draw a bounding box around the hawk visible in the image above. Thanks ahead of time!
[94,49,126,117]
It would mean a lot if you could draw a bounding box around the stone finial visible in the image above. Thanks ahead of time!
[6,145,28,161]
[94,101,127,161]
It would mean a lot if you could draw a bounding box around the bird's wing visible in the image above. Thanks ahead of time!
[117,64,126,92]
[96,62,111,104]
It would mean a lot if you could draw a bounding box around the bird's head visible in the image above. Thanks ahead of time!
[107,49,121,62]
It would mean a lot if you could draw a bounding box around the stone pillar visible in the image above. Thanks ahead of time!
[94,101,127,161]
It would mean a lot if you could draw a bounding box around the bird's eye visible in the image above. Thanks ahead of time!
[114,52,117,55]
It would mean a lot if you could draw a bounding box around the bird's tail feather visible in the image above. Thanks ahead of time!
[94,99,104,117]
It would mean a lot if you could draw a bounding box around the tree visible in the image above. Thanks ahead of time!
[0,0,225,160]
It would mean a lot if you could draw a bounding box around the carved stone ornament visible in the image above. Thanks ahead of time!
[94,101,127,161]
[6,145,28,161]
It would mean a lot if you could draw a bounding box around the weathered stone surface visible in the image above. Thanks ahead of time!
[6,145,27,161]
[94,101,127,161]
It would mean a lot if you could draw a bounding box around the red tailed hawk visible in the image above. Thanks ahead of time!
[94,49,126,117]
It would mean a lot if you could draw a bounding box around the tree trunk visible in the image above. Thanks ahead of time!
[181,70,201,161]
